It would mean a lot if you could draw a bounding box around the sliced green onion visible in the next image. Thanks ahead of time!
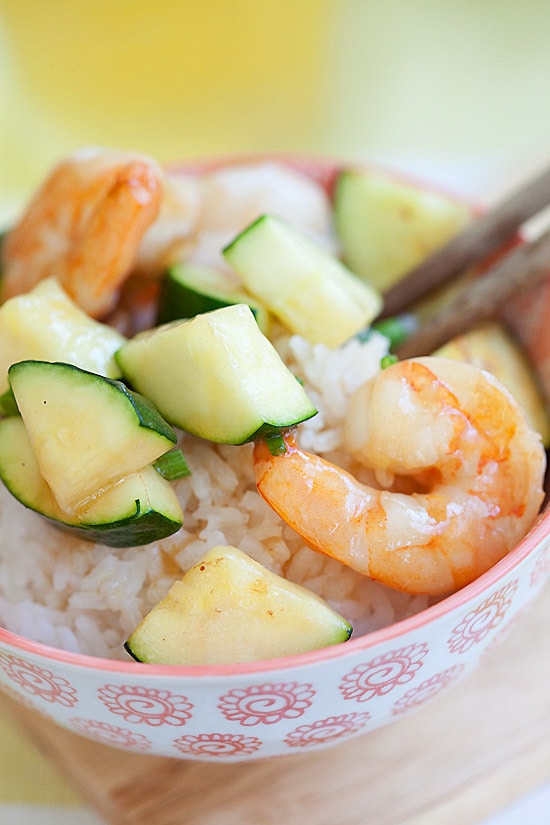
[154,449,191,480]
[380,354,399,370]
[265,433,287,456]
[372,314,417,350]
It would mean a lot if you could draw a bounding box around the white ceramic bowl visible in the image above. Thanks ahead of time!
[0,155,548,762]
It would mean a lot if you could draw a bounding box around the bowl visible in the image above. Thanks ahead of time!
[0,154,548,763]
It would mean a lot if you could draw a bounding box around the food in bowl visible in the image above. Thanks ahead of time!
[0,150,545,676]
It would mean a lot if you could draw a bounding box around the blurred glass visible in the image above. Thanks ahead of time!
[2,0,550,222]
[0,0,334,218]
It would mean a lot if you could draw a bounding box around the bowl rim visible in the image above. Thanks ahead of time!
[0,151,547,679]
[0,507,547,677]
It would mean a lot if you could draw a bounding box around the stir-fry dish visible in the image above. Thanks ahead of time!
[0,148,547,665]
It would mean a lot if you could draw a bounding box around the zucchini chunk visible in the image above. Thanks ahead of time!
[223,214,382,347]
[0,386,18,417]
[333,169,471,292]
[433,321,550,446]
[0,277,126,394]
[156,262,271,333]
[125,545,352,665]
[8,360,177,513]
[116,303,317,444]
[0,416,183,547]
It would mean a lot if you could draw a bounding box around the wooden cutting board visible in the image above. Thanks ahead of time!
[3,580,550,825]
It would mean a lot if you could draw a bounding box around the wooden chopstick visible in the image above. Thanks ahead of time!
[380,163,550,318]
[395,226,550,359]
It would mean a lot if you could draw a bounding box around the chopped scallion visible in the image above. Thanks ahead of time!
[381,354,399,369]
[154,449,191,480]
[372,314,417,350]
[265,434,287,456]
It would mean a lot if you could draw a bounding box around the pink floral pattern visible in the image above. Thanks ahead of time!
[0,653,78,706]
[284,712,371,749]
[98,684,193,727]
[70,717,152,751]
[339,643,428,702]
[173,733,262,758]
[447,581,518,654]
[218,682,315,726]
[391,665,465,715]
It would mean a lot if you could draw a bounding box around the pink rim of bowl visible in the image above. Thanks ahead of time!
[0,152,548,677]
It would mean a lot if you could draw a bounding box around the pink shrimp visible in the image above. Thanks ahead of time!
[253,357,546,596]
[1,147,164,317]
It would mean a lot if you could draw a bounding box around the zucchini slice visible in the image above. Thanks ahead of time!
[223,214,382,347]
[0,416,183,547]
[156,262,271,333]
[433,321,550,446]
[334,169,471,292]
[0,277,126,394]
[8,360,177,513]
[125,545,352,665]
[0,386,18,417]
[116,304,317,444]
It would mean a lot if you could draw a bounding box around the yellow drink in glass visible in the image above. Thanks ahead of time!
[1,0,333,218]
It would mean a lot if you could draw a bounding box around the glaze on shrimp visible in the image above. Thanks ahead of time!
[254,357,546,596]
[1,151,336,324]
[1,147,164,317]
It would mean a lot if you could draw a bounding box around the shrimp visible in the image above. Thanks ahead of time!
[2,152,336,321]
[136,160,337,277]
[131,171,203,278]
[1,147,165,317]
[253,357,546,596]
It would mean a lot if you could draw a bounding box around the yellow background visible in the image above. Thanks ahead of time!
[2,0,550,220]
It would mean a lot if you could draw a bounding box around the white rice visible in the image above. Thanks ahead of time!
[0,330,430,659]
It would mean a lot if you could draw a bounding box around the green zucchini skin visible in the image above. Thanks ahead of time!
[222,214,382,348]
[0,416,183,548]
[108,376,178,444]
[54,503,183,548]
[125,545,352,665]
[0,277,126,395]
[8,360,178,514]
[156,262,271,333]
[9,360,177,442]
[116,304,317,445]
[0,387,18,416]
[333,168,471,293]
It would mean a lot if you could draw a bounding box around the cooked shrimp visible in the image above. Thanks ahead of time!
[132,171,203,278]
[254,357,546,596]
[1,147,164,317]
[137,160,338,277]
[2,153,337,321]
[138,159,338,268]
[110,160,337,331]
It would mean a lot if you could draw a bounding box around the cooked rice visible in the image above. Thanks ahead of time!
[0,330,430,659]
